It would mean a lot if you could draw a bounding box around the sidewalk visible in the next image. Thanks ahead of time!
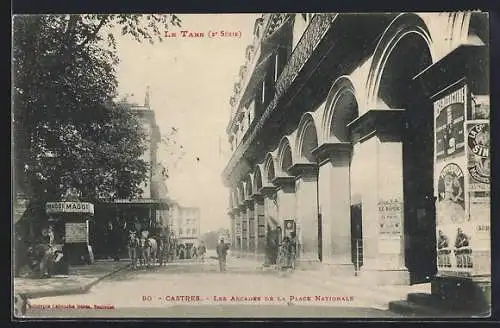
[14,260,130,299]
[227,255,430,310]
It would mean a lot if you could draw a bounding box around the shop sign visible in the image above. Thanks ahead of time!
[65,222,88,243]
[46,202,94,214]
[378,198,402,235]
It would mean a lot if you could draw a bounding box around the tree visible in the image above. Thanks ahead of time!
[12,14,182,216]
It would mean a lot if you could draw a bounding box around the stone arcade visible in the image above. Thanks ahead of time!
[221,13,490,311]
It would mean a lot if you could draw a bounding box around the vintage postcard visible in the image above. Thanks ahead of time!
[12,12,491,319]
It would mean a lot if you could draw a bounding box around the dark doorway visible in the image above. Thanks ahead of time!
[403,83,437,284]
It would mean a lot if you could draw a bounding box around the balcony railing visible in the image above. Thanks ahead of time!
[275,13,338,100]
[223,13,338,183]
[228,15,272,125]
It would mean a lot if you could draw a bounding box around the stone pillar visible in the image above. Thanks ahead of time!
[288,163,321,269]
[349,109,409,285]
[312,143,354,275]
[239,204,249,257]
[245,199,256,258]
[272,176,296,230]
[260,185,277,265]
[253,195,265,261]
[234,207,242,257]
[229,211,236,250]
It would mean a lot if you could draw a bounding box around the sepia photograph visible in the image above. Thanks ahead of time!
[12,12,491,319]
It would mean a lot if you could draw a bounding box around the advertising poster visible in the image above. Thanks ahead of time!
[65,222,89,244]
[466,121,490,275]
[378,199,403,236]
[434,85,466,161]
[433,83,470,274]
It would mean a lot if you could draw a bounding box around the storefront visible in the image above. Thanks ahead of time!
[92,199,171,259]
[45,201,95,265]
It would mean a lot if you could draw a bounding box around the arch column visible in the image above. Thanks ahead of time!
[288,163,321,268]
[272,176,296,230]
[260,185,278,265]
[239,203,249,257]
[252,193,266,261]
[245,198,256,258]
[232,206,242,257]
[228,210,236,250]
[348,108,409,285]
[312,143,354,275]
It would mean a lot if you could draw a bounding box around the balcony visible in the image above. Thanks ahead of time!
[227,14,292,135]
[222,14,337,184]
[222,13,399,187]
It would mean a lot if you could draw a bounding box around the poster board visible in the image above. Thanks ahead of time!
[433,80,490,277]
[65,221,89,244]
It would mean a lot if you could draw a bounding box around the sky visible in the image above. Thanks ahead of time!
[114,14,260,234]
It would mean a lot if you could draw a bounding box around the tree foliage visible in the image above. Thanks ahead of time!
[13,14,181,205]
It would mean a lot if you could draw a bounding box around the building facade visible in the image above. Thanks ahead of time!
[169,202,201,249]
[92,89,171,257]
[221,13,490,307]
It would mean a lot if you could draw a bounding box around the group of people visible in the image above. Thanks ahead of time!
[265,228,297,269]
[15,224,64,278]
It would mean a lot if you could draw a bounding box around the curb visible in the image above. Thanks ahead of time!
[22,263,131,299]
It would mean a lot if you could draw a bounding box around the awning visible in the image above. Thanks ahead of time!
[112,198,172,210]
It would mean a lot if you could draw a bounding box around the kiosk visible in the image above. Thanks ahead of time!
[46,201,95,266]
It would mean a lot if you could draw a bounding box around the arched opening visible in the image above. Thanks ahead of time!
[265,155,276,184]
[329,91,359,142]
[300,121,318,163]
[229,190,235,209]
[280,145,293,173]
[238,183,245,206]
[254,167,263,192]
[324,77,361,269]
[246,177,253,198]
[377,35,432,108]
[377,32,435,284]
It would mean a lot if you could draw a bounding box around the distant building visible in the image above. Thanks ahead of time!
[169,202,201,248]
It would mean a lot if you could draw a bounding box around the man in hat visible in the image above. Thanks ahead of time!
[216,238,229,272]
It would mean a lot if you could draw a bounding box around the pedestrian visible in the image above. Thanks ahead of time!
[216,238,229,272]
[38,225,54,278]
[198,242,207,263]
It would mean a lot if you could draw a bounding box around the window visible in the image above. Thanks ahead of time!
[274,52,279,82]
[261,80,266,104]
